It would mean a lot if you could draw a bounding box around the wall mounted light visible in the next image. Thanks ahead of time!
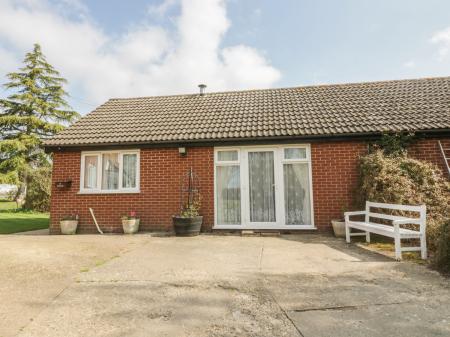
[178,147,187,156]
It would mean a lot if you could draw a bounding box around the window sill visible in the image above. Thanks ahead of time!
[78,190,140,195]
[213,225,317,230]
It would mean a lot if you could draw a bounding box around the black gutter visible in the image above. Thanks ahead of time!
[44,128,450,153]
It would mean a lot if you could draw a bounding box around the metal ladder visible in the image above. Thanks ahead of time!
[438,140,450,178]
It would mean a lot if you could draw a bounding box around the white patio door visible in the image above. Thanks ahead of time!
[241,148,283,227]
[214,145,315,229]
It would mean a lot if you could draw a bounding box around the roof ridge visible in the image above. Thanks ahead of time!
[108,75,450,101]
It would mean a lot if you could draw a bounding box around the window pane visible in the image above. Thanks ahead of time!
[284,148,306,160]
[216,165,241,224]
[283,163,311,225]
[122,154,137,189]
[218,150,238,161]
[248,151,276,222]
[84,156,98,189]
[102,153,119,190]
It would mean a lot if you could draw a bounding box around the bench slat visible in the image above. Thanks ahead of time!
[367,212,416,222]
[401,247,422,252]
[367,201,425,212]
[346,221,421,238]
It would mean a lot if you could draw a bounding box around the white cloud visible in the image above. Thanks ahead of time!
[431,27,450,60]
[403,60,416,68]
[0,0,280,112]
[253,8,262,18]
[0,47,19,76]
[148,0,177,17]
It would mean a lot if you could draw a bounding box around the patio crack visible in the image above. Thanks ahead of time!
[291,300,411,313]
[265,288,305,337]
[258,244,264,271]
[261,276,304,337]
[18,283,71,334]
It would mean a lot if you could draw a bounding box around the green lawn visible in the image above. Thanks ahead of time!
[0,200,49,234]
[0,200,16,210]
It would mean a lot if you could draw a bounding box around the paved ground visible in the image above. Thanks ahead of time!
[1,234,449,337]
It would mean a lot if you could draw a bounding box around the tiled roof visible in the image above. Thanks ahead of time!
[45,76,450,147]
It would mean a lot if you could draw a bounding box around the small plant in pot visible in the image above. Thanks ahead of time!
[173,167,203,236]
[331,205,347,238]
[121,211,140,234]
[60,214,79,235]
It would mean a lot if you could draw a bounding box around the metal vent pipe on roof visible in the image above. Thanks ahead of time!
[198,84,207,95]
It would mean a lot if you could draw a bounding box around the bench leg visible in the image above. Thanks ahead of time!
[365,232,370,243]
[345,224,351,243]
[420,235,427,260]
[394,235,402,260]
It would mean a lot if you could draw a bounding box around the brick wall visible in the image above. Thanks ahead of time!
[49,137,449,234]
[408,138,450,176]
[310,141,368,230]
[309,137,449,231]
[50,147,214,234]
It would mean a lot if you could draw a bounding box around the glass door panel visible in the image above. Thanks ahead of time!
[216,165,241,224]
[283,163,311,225]
[248,151,276,223]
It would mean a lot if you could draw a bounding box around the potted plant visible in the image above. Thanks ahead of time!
[173,167,203,236]
[173,200,203,236]
[60,214,79,234]
[331,206,348,238]
[121,211,140,234]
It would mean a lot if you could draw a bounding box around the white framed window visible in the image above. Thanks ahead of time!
[284,147,307,161]
[80,150,140,193]
[215,149,241,225]
[214,145,314,229]
[281,147,312,226]
[216,149,240,163]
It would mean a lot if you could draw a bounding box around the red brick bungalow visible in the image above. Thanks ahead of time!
[44,77,450,234]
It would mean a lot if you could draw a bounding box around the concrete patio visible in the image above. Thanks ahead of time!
[1,233,449,337]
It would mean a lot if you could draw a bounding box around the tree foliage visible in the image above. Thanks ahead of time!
[22,165,52,212]
[0,43,79,206]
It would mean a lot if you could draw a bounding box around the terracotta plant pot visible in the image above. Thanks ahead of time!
[122,219,140,234]
[172,216,203,236]
[331,219,346,238]
[60,220,78,235]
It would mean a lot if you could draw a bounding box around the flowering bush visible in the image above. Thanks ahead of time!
[121,211,138,220]
[357,150,450,269]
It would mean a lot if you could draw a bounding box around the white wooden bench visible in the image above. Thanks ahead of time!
[344,201,427,260]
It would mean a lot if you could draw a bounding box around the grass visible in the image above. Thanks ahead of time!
[365,241,424,263]
[0,200,16,210]
[0,200,49,234]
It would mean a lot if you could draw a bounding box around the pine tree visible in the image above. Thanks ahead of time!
[0,43,79,205]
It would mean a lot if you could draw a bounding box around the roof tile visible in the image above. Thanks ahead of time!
[45,77,450,147]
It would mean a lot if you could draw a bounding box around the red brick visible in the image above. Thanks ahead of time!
[50,138,449,234]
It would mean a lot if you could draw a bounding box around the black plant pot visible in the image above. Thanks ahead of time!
[172,216,203,236]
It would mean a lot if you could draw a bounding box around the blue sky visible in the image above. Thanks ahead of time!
[1,0,450,114]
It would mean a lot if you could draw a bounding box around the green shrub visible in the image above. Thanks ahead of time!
[435,220,450,273]
[358,150,450,264]
[23,166,51,212]
[373,132,416,156]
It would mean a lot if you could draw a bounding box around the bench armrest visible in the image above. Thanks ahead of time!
[393,218,425,235]
[344,211,366,223]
